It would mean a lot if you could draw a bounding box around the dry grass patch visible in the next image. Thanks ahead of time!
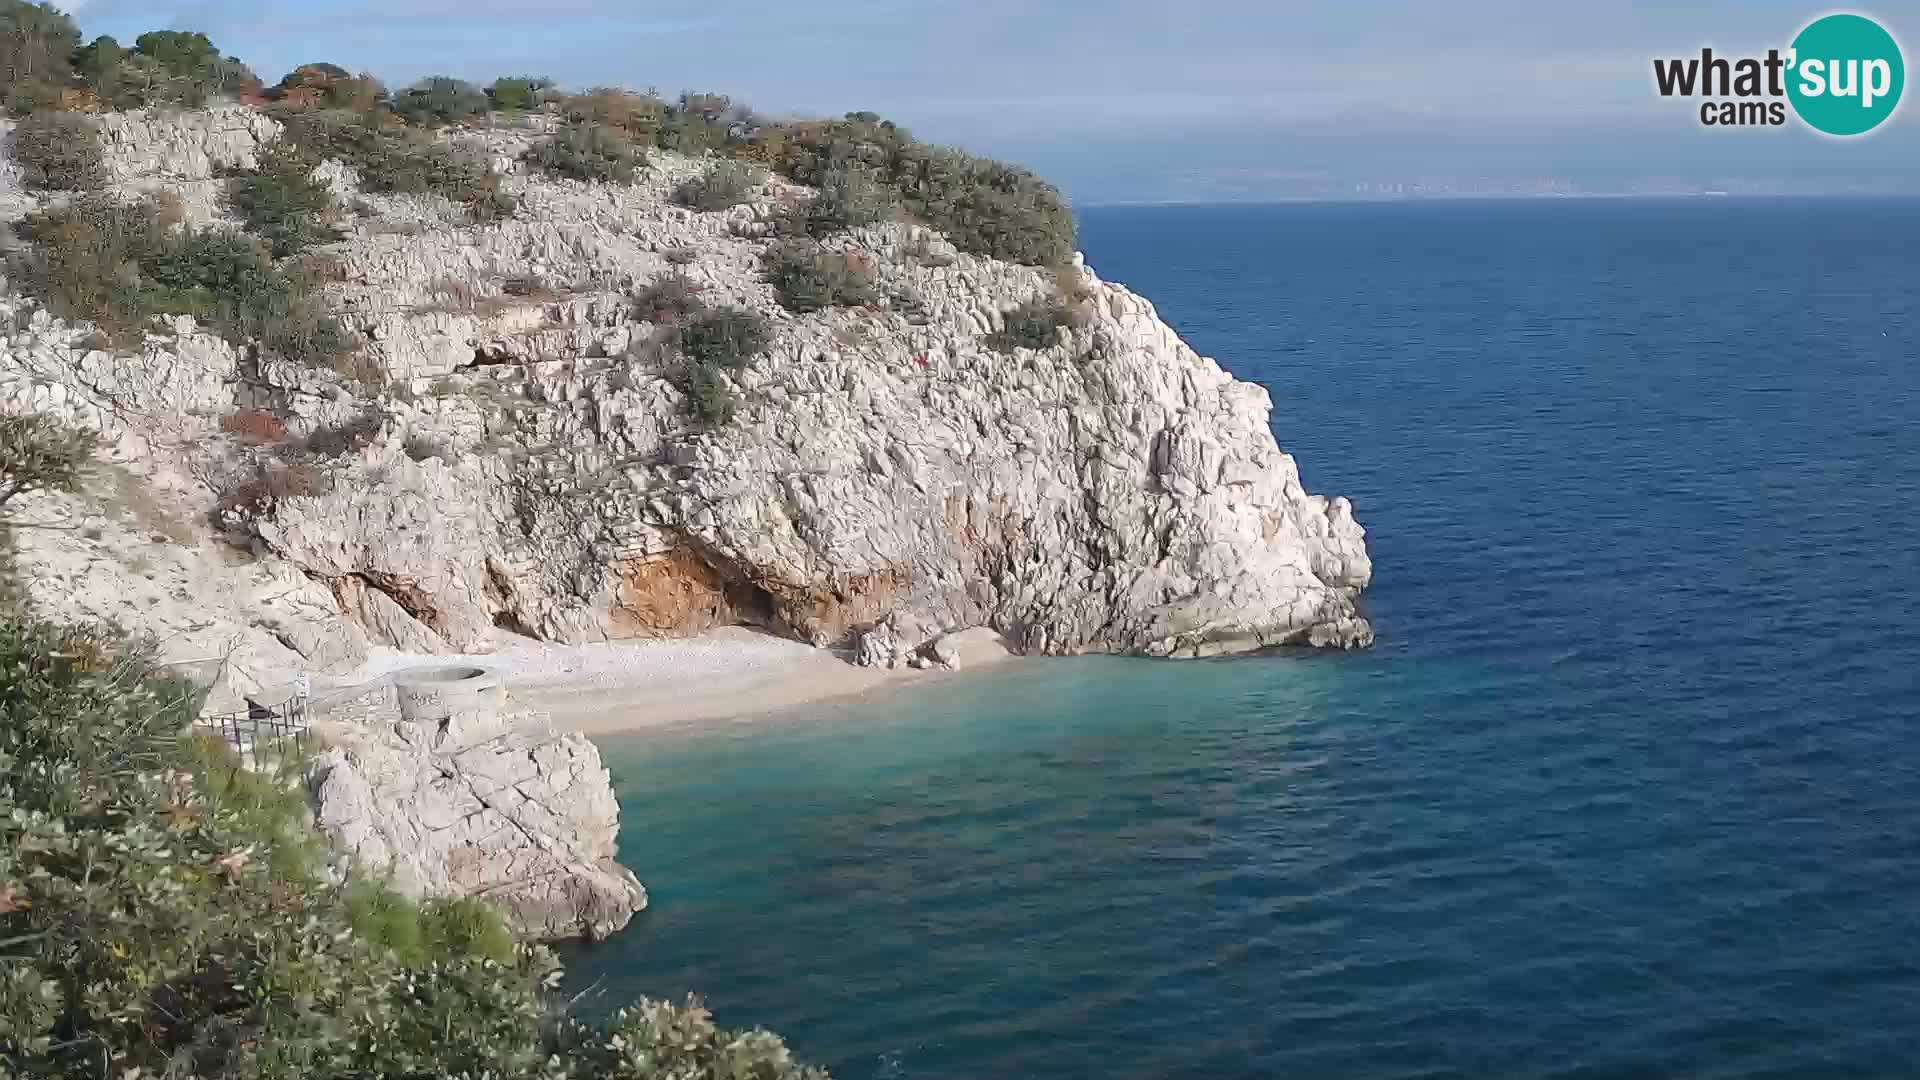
[99,467,198,547]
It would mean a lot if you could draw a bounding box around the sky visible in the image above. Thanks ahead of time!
[60,0,1920,203]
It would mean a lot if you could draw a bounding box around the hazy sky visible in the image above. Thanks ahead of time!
[62,0,1920,201]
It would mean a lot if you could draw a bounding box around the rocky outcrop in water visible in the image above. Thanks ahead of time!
[307,670,646,941]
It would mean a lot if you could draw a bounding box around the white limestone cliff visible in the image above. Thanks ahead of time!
[307,672,646,941]
[0,105,1372,931]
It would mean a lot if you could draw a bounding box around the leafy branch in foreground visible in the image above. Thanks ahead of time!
[0,609,831,1078]
[0,409,826,1077]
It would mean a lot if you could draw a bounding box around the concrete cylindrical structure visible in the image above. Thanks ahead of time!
[391,666,507,749]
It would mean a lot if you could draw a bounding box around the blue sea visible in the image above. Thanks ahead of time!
[567,199,1920,1078]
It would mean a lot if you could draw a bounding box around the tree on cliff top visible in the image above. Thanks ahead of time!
[274,62,384,111]
[488,75,554,112]
[393,74,488,127]
[0,2,74,84]
[0,0,76,114]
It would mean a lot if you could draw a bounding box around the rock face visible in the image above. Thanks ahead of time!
[0,105,1372,671]
[307,677,646,941]
[0,103,1375,942]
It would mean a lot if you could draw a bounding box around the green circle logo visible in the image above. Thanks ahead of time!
[1787,13,1905,136]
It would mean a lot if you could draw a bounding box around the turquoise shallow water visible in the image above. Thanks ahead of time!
[567,199,1920,1078]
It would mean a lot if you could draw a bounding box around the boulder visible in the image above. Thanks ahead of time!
[308,705,646,941]
[928,627,1014,672]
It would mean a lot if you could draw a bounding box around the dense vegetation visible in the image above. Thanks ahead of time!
[270,107,506,216]
[671,159,764,212]
[0,2,258,115]
[10,193,352,366]
[522,121,639,184]
[0,412,89,615]
[762,114,1074,264]
[990,295,1074,351]
[0,0,1073,263]
[9,109,101,190]
[225,141,345,256]
[763,242,881,314]
[787,162,894,236]
[627,275,772,427]
[0,416,828,1079]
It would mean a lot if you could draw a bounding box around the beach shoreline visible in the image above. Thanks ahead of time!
[336,626,1014,737]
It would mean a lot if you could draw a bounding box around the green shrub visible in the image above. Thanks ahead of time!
[138,227,287,316]
[253,290,356,370]
[274,108,493,204]
[0,615,464,1070]
[463,173,520,225]
[486,75,552,112]
[561,87,665,142]
[670,361,736,428]
[989,295,1071,351]
[892,143,1075,266]
[646,304,768,429]
[801,162,894,233]
[13,195,353,366]
[0,2,80,115]
[0,411,99,612]
[0,611,829,1079]
[0,412,90,516]
[68,33,127,104]
[601,999,829,1080]
[12,194,170,331]
[676,306,770,370]
[121,30,259,107]
[225,141,344,256]
[765,113,907,187]
[393,75,487,127]
[365,138,487,198]
[1,77,60,115]
[269,107,384,164]
[10,110,104,191]
[273,62,381,111]
[657,91,739,155]
[671,159,764,212]
[61,29,257,111]
[631,274,707,323]
[745,112,1075,266]
[763,241,880,313]
[523,121,638,184]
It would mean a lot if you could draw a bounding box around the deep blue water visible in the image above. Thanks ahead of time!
[568,199,1920,1078]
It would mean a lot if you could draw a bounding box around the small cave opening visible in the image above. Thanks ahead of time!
[491,608,541,640]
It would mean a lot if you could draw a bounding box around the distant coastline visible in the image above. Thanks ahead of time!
[1075,190,1920,209]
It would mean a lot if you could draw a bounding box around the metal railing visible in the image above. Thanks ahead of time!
[204,693,312,758]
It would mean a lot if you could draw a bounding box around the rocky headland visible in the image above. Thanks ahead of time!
[0,102,1372,937]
